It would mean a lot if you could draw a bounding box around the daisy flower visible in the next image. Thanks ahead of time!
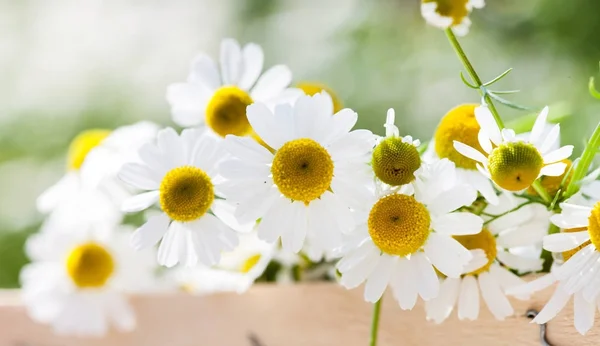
[167,38,302,137]
[420,0,485,36]
[454,105,574,192]
[219,92,375,254]
[21,226,157,336]
[508,197,600,335]
[36,122,159,217]
[426,193,545,323]
[296,82,343,113]
[336,159,483,307]
[425,104,499,204]
[372,109,422,187]
[118,127,238,267]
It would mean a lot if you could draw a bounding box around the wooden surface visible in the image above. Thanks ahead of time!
[0,282,599,346]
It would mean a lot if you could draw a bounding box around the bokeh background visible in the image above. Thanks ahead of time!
[1,0,599,287]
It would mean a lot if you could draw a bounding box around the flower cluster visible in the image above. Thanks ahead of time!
[20,3,600,342]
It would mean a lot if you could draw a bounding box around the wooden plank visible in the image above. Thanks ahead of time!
[0,282,599,345]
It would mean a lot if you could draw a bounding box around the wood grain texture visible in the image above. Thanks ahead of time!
[0,281,599,346]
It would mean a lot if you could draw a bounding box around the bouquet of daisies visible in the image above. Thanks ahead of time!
[20,0,600,342]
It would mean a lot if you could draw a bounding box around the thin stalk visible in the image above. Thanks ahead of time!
[369,298,383,346]
[564,122,600,198]
[531,180,552,205]
[444,28,505,129]
[483,201,534,226]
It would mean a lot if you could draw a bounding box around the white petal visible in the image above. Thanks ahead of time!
[220,38,242,85]
[553,244,595,280]
[501,128,516,142]
[478,129,493,154]
[574,292,595,335]
[564,252,600,295]
[257,198,291,243]
[432,212,483,236]
[428,185,477,215]
[390,258,419,310]
[529,106,549,148]
[238,43,264,90]
[425,277,460,324]
[280,202,308,253]
[424,233,472,278]
[364,255,397,303]
[131,213,170,250]
[340,251,380,289]
[457,275,479,320]
[543,231,590,252]
[188,53,220,90]
[478,272,513,320]
[166,83,210,127]
[211,199,255,233]
[156,128,185,167]
[506,274,555,296]
[251,65,292,101]
[475,106,502,145]
[118,163,161,190]
[496,250,543,273]
[460,169,499,205]
[462,249,488,274]
[121,191,159,213]
[543,146,574,164]
[157,223,184,267]
[414,253,440,300]
[489,264,529,299]
[453,141,487,164]
[223,135,272,164]
[245,102,291,150]
[106,294,136,332]
[539,124,560,155]
[532,283,571,324]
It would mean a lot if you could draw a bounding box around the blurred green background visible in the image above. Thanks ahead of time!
[1,0,599,288]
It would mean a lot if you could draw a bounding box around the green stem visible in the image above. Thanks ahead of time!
[531,180,552,204]
[444,28,505,129]
[483,201,535,226]
[369,298,383,346]
[564,122,600,199]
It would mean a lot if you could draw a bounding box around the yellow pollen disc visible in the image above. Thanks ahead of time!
[205,86,253,137]
[422,0,470,25]
[271,138,334,203]
[372,137,421,186]
[434,104,483,170]
[562,227,590,262]
[588,202,600,252]
[487,142,543,191]
[453,229,497,275]
[66,129,111,170]
[66,243,115,288]
[159,166,214,222]
[368,194,431,256]
[296,82,343,113]
[240,254,261,273]
[527,159,572,197]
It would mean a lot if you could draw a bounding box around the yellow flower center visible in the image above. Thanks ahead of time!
[423,0,470,25]
[205,86,253,137]
[66,129,111,170]
[368,194,431,256]
[372,137,421,186]
[434,104,483,170]
[297,82,343,113]
[487,142,544,191]
[271,138,334,203]
[588,202,600,252]
[66,243,115,288]
[240,254,261,273]
[527,159,572,197]
[159,166,214,222]
[453,229,497,276]
[562,227,590,262]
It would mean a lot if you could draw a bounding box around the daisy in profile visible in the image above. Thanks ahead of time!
[454,105,573,192]
[420,0,485,36]
[425,104,498,204]
[118,127,238,267]
[336,159,483,307]
[219,92,375,254]
[426,193,545,323]
[21,226,157,336]
[296,82,343,113]
[36,122,159,223]
[508,197,600,335]
[167,38,301,137]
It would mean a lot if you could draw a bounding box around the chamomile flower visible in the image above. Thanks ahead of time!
[426,193,545,323]
[372,109,422,187]
[297,82,343,113]
[336,159,483,307]
[424,104,499,204]
[118,127,238,267]
[420,0,485,36]
[454,105,573,192]
[219,92,375,254]
[21,226,156,336]
[167,38,302,137]
[507,197,600,335]
[36,122,159,216]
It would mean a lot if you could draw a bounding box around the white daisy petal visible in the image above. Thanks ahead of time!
[166,83,210,127]
[364,255,397,303]
[478,271,513,320]
[157,223,184,267]
[246,102,291,149]
[457,275,479,320]
[424,233,472,278]
[453,141,488,164]
[131,213,170,250]
[553,244,595,280]
[118,163,161,190]
[543,146,573,164]
[539,162,567,177]
[121,191,159,213]
[188,53,221,91]
[257,199,292,244]
[496,249,543,273]
[220,38,242,85]
[432,212,483,236]
[250,65,292,101]
[238,43,264,90]
[390,258,419,310]
[506,274,555,297]
[563,252,600,295]
[539,124,560,155]
[474,106,502,145]
[223,135,272,164]
[574,292,595,335]
[529,106,549,148]
[542,231,590,252]
[340,251,380,289]
[532,283,571,325]
[425,277,460,324]
[428,185,477,215]
[489,264,529,299]
[462,249,488,274]
[414,253,440,300]
[478,129,493,154]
